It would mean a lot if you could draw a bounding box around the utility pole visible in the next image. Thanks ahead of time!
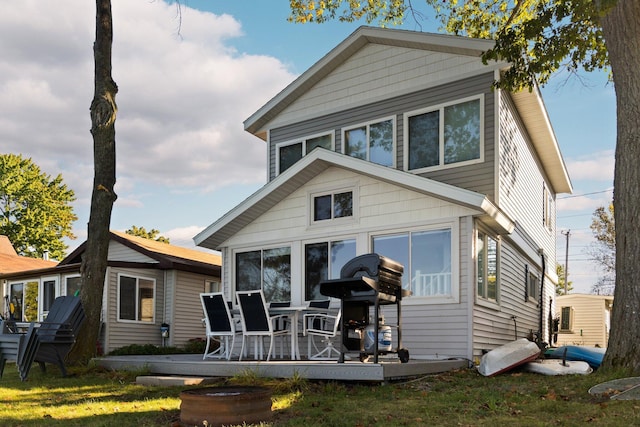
[561,230,570,295]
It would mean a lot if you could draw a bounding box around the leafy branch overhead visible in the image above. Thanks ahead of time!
[289,0,611,91]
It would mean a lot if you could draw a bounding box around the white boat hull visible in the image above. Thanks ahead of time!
[477,338,541,377]
[525,359,593,375]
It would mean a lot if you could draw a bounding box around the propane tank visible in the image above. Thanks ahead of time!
[364,317,392,352]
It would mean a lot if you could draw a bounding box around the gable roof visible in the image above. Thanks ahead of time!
[194,149,515,250]
[244,25,571,195]
[1,232,221,280]
[0,235,58,274]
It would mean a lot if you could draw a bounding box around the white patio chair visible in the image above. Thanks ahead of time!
[303,308,341,360]
[200,292,238,360]
[236,290,290,361]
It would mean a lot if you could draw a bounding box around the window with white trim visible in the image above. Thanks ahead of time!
[528,271,540,302]
[277,133,333,174]
[65,275,81,297]
[372,228,453,298]
[312,190,353,222]
[477,230,499,301]
[304,239,356,300]
[560,306,573,331]
[405,96,483,171]
[235,247,291,303]
[118,274,155,323]
[343,117,395,167]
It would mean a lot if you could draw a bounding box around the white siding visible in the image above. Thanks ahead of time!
[498,92,556,262]
[272,44,490,128]
[220,168,478,358]
[107,240,157,263]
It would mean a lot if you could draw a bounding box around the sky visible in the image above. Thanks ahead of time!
[0,1,615,294]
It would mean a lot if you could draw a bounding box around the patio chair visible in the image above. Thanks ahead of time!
[200,292,238,360]
[303,308,342,360]
[0,295,85,381]
[236,291,289,361]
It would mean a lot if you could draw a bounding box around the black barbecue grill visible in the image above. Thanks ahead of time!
[319,253,410,363]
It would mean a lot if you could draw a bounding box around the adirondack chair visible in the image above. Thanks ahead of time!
[0,296,85,381]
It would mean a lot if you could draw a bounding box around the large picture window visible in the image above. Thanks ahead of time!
[405,96,483,171]
[118,274,155,323]
[477,231,498,301]
[304,239,356,300]
[277,133,333,173]
[372,228,453,298]
[236,247,291,303]
[343,117,394,167]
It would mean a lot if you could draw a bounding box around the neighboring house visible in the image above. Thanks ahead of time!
[555,294,613,348]
[0,235,59,321]
[0,231,221,353]
[194,26,572,361]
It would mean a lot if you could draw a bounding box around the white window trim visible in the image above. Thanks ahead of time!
[341,115,397,168]
[275,131,335,175]
[302,235,358,302]
[63,274,81,296]
[403,94,485,173]
[116,273,156,324]
[231,244,294,300]
[371,221,460,306]
[475,227,500,305]
[40,276,59,320]
[543,183,553,233]
[527,271,540,304]
[559,306,574,332]
[307,185,359,227]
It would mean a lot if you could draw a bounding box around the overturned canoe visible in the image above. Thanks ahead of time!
[478,338,541,377]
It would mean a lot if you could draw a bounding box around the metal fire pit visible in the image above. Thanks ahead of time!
[319,253,410,363]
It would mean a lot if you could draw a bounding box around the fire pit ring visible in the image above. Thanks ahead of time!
[179,386,272,426]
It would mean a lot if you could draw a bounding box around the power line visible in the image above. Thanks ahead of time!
[558,188,613,200]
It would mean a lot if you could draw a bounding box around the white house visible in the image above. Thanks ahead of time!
[194,26,572,361]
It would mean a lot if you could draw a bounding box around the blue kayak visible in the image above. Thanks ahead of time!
[547,346,606,369]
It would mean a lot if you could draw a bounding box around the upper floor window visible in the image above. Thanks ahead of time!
[343,117,395,167]
[372,227,454,300]
[543,184,553,231]
[477,230,499,301]
[304,239,356,300]
[118,274,155,323]
[277,133,333,174]
[312,190,353,222]
[405,96,483,172]
[235,247,291,303]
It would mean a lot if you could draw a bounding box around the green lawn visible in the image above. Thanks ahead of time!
[0,363,638,426]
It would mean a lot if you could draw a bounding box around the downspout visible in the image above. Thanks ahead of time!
[538,249,546,346]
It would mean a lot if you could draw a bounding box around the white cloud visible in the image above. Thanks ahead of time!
[0,0,296,234]
[565,150,615,182]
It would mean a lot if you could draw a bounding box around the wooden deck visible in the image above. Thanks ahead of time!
[95,354,468,382]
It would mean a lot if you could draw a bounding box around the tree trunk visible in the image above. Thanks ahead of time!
[70,0,118,364]
[599,0,640,373]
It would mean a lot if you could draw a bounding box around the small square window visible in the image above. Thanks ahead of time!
[312,191,353,222]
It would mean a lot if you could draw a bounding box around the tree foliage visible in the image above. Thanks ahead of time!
[588,202,615,294]
[125,225,170,243]
[555,263,573,295]
[0,153,77,260]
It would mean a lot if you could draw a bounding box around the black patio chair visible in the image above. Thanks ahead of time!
[200,292,238,360]
[236,291,289,361]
